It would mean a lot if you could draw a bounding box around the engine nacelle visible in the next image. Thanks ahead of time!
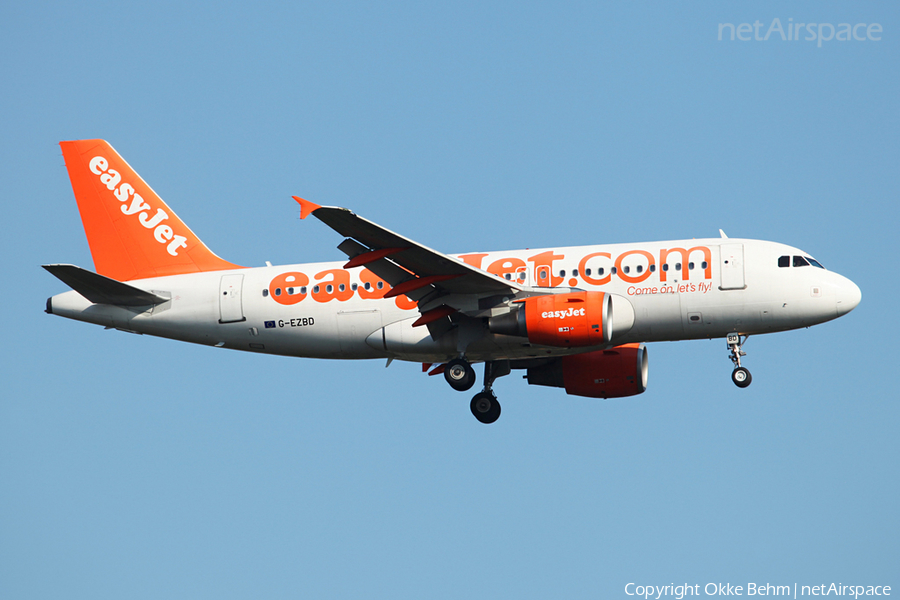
[489,291,612,347]
[526,343,648,398]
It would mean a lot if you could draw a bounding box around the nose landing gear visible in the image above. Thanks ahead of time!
[727,332,752,388]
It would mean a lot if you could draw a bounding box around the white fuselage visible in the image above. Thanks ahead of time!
[47,238,861,363]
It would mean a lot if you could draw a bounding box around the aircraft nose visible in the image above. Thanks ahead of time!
[836,277,862,316]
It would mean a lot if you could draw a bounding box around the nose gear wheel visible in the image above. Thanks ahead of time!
[731,366,752,388]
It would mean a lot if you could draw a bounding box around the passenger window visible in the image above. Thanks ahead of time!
[351,283,358,291]
[701,261,708,269]
[504,273,511,280]
[559,270,566,277]
[313,286,320,293]
[793,256,810,267]
[688,262,694,270]
[778,256,790,268]
[326,285,334,293]
[636,265,643,274]
[623,266,630,274]
[262,289,269,297]
[275,288,282,296]
[339,284,345,292]
[364,282,371,290]
[585,268,592,276]
[611,267,617,275]
[301,286,307,294]
[676,263,682,271]
[649,265,656,272]
[518,272,525,281]
[572,269,578,277]
[662,264,669,272]
[377,281,384,289]
[287,287,294,295]
[598,268,605,276]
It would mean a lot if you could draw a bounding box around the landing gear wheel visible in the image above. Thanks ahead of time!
[732,367,752,388]
[444,358,476,392]
[470,392,501,424]
[726,333,752,388]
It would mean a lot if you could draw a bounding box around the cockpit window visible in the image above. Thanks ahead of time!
[807,257,825,269]
[781,254,824,268]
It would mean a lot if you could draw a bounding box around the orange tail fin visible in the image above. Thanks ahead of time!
[60,139,242,281]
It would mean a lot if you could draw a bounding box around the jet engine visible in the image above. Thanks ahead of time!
[525,343,648,398]
[488,291,613,347]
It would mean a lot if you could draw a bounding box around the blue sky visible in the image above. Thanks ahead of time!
[1,2,897,598]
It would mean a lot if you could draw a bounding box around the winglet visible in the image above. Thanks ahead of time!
[293,196,321,220]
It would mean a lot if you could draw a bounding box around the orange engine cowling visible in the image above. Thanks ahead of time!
[488,291,612,347]
[526,344,648,398]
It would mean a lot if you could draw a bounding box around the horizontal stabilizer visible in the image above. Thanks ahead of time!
[43,264,168,306]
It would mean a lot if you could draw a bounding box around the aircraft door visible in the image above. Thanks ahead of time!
[719,244,746,290]
[219,274,246,323]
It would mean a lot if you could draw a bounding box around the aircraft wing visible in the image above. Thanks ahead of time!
[294,197,525,308]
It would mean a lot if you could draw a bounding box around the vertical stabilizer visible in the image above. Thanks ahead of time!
[60,139,242,281]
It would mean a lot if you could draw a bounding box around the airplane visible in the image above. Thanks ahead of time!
[44,139,862,423]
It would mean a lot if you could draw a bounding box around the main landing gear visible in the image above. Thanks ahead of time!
[727,332,752,388]
[470,392,500,424]
[443,357,509,424]
[444,358,476,392]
